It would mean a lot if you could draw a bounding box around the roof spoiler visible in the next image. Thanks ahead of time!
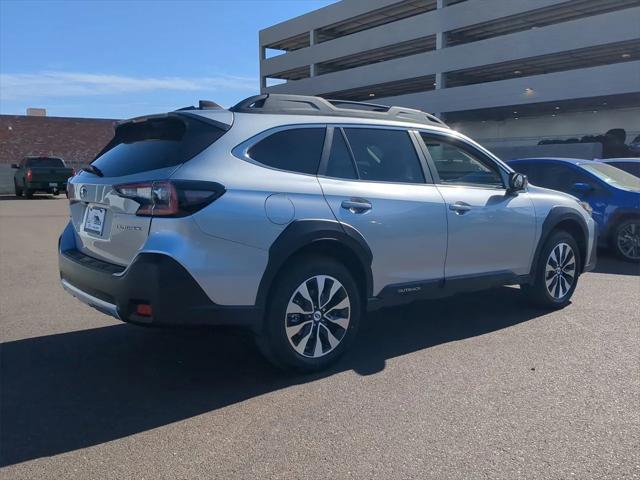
[174,100,224,112]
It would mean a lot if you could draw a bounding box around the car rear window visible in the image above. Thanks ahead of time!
[247,127,325,175]
[25,157,65,168]
[582,163,640,192]
[90,115,226,177]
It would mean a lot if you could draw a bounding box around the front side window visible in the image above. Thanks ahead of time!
[533,164,601,194]
[343,128,424,183]
[510,163,534,180]
[247,127,325,175]
[420,134,503,188]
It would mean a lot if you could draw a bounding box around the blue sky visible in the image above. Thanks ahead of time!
[0,0,335,119]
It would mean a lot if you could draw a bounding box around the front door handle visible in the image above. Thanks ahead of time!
[449,202,472,214]
[341,198,372,213]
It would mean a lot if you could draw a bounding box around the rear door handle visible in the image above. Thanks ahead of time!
[341,198,372,213]
[449,202,472,214]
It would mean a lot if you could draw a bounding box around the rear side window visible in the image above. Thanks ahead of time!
[25,157,65,168]
[610,162,640,178]
[343,128,424,183]
[325,129,357,180]
[91,116,226,177]
[247,128,325,175]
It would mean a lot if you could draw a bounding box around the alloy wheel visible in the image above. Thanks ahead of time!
[545,242,576,299]
[285,275,350,358]
[617,222,640,260]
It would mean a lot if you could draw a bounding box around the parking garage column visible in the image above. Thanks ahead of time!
[259,46,267,92]
[310,30,317,77]
[434,0,448,118]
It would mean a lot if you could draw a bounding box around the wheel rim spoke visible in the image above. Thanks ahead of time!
[286,320,312,340]
[305,277,320,310]
[285,275,350,359]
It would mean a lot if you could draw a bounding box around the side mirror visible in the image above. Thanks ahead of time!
[508,172,528,193]
[572,182,593,194]
[10,163,19,169]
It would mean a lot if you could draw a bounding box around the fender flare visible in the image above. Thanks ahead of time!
[603,208,640,241]
[531,206,589,276]
[255,219,373,310]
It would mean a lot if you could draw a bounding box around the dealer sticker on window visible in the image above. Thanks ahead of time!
[84,206,106,235]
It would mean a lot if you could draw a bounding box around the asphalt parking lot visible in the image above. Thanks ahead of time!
[1,195,638,479]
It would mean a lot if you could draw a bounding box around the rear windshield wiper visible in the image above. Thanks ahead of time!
[82,165,104,177]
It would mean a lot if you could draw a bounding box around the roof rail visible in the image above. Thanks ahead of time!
[229,94,447,128]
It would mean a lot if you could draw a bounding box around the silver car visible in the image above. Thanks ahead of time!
[59,94,597,371]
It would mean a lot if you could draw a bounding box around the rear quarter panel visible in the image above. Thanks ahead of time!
[171,115,337,251]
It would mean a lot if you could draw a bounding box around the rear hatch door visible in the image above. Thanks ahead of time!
[68,112,229,266]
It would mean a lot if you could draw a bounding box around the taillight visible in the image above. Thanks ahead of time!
[71,168,76,176]
[114,180,225,217]
[26,169,33,181]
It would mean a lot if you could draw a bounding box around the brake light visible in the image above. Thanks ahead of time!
[135,303,153,317]
[71,168,76,176]
[114,180,225,217]
[26,169,33,181]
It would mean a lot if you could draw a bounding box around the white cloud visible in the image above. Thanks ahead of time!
[0,71,257,100]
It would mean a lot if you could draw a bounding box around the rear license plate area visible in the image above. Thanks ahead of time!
[84,206,107,235]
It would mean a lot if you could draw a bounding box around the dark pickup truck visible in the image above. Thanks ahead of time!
[12,156,75,198]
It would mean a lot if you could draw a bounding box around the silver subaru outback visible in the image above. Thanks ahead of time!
[59,94,596,371]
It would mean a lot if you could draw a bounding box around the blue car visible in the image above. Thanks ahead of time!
[508,158,640,262]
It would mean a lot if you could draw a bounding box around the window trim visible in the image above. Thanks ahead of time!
[231,124,328,177]
[317,124,434,185]
[318,127,360,181]
[416,131,510,190]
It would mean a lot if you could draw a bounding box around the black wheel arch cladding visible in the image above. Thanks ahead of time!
[255,219,373,310]
[531,206,590,277]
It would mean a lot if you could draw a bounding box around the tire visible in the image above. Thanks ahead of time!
[256,255,361,372]
[23,188,33,199]
[612,219,640,263]
[521,230,580,309]
[14,181,22,197]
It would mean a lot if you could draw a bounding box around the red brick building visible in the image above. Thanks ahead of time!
[0,114,117,168]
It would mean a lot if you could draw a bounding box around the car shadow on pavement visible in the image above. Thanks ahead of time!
[592,250,640,276]
[0,194,61,201]
[1,286,549,466]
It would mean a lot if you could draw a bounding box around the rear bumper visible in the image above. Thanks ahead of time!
[25,181,66,191]
[58,230,262,331]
